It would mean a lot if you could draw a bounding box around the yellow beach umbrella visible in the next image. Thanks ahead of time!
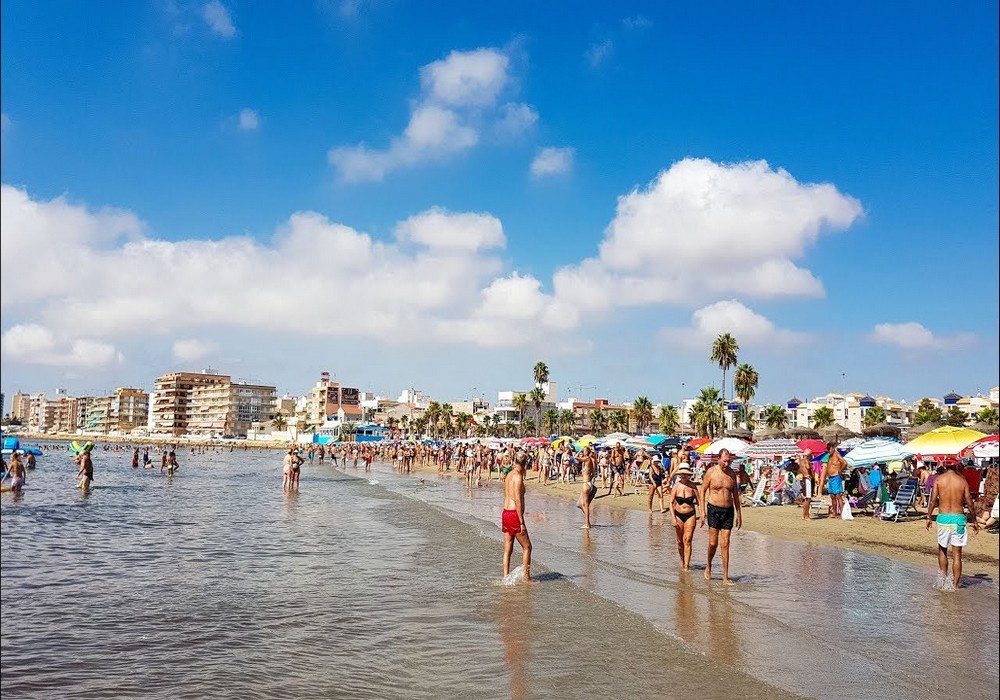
[576,434,598,447]
[552,436,573,448]
[903,426,986,456]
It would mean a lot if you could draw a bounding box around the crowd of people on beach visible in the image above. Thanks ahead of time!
[3,434,997,591]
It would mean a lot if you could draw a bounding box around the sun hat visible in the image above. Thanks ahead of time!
[675,462,693,475]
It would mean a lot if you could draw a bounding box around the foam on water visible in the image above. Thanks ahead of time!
[500,565,526,585]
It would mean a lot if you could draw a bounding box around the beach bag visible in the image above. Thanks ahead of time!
[841,499,854,520]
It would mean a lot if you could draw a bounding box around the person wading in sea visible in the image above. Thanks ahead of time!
[502,452,532,581]
[699,449,742,585]
[926,460,980,590]
[77,447,94,492]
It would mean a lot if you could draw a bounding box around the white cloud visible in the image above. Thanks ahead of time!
[238,108,259,131]
[658,300,812,350]
[531,147,575,177]
[587,40,614,67]
[622,15,653,30]
[395,207,505,252]
[329,47,536,182]
[420,48,510,107]
[868,322,975,350]
[495,103,538,137]
[172,339,219,362]
[1,323,122,368]
[549,158,862,316]
[202,1,236,39]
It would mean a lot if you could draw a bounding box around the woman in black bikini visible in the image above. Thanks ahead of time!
[648,455,666,513]
[670,463,700,571]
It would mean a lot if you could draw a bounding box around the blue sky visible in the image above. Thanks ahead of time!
[2,0,997,409]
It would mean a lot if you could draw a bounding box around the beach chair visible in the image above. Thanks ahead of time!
[876,478,917,522]
[851,488,879,515]
[744,477,768,507]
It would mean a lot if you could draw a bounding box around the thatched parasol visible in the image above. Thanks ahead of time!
[819,423,858,442]
[786,426,821,439]
[862,423,902,438]
[725,427,752,439]
[754,427,786,440]
[967,421,999,435]
[904,421,942,441]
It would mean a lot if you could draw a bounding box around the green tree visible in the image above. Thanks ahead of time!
[426,401,441,438]
[733,363,759,428]
[658,405,680,435]
[764,404,788,430]
[529,386,547,436]
[609,409,629,433]
[944,406,968,427]
[521,417,536,436]
[711,333,740,401]
[533,361,550,389]
[455,412,471,438]
[440,403,454,438]
[272,414,288,432]
[387,416,399,436]
[861,405,887,428]
[811,406,836,429]
[589,409,608,435]
[513,392,529,430]
[631,396,654,434]
[559,408,577,435]
[413,416,428,437]
[690,386,725,438]
[976,406,999,424]
[543,408,559,435]
[913,398,943,425]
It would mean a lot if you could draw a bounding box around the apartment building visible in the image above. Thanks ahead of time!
[304,371,363,427]
[151,371,232,437]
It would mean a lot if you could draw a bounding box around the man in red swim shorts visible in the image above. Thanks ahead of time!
[502,452,532,581]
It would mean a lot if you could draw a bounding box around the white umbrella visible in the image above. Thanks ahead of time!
[702,437,751,456]
[844,438,914,468]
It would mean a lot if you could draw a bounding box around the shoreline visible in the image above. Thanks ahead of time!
[396,459,999,580]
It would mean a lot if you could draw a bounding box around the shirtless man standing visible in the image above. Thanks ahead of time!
[609,444,626,497]
[577,446,598,528]
[926,462,979,590]
[817,443,847,517]
[699,449,742,584]
[797,450,814,521]
[501,452,532,581]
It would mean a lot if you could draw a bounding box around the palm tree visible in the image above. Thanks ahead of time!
[387,416,399,436]
[400,414,409,438]
[690,387,725,438]
[529,386,546,436]
[426,401,441,438]
[543,408,559,435]
[733,363,759,428]
[272,414,288,432]
[710,333,740,401]
[631,396,654,434]
[861,405,887,428]
[560,408,576,435]
[764,404,788,430]
[413,416,428,438]
[658,405,680,435]
[521,417,536,436]
[976,406,999,424]
[440,403,454,438]
[533,361,549,390]
[812,406,836,429]
[609,409,629,433]
[513,392,529,433]
[589,409,608,435]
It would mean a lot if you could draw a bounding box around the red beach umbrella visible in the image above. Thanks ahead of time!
[797,439,827,455]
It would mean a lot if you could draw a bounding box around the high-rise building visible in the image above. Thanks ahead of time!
[152,370,275,437]
[151,371,231,437]
[304,371,363,426]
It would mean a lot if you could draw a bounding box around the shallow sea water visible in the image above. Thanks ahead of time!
[1,447,997,699]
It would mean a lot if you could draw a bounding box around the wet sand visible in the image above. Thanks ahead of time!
[425,463,1000,580]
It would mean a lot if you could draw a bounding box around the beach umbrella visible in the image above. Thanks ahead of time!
[604,432,630,442]
[702,437,751,456]
[744,438,800,458]
[575,435,599,450]
[796,439,828,455]
[551,436,574,448]
[646,434,669,446]
[753,427,786,440]
[960,434,999,459]
[838,437,864,451]
[904,426,986,457]
[687,437,712,449]
[724,427,752,439]
[843,438,914,468]
[861,423,902,439]
[905,421,942,440]
[967,421,999,435]
[786,427,821,439]
[600,437,629,447]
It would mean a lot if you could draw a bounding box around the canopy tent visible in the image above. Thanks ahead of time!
[904,426,986,457]
[843,438,913,468]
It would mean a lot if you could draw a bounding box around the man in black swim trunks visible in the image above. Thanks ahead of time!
[699,449,742,585]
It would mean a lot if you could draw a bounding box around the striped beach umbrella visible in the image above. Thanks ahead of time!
[744,438,800,458]
[843,438,913,468]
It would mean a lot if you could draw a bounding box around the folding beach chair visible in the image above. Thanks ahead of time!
[851,488,878,515]
[744,477,768,507]
[876,478,917,522]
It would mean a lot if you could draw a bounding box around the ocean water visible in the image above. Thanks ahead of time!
[1,447,996,700]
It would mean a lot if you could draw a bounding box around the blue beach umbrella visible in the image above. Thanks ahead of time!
[844,438,913,468]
